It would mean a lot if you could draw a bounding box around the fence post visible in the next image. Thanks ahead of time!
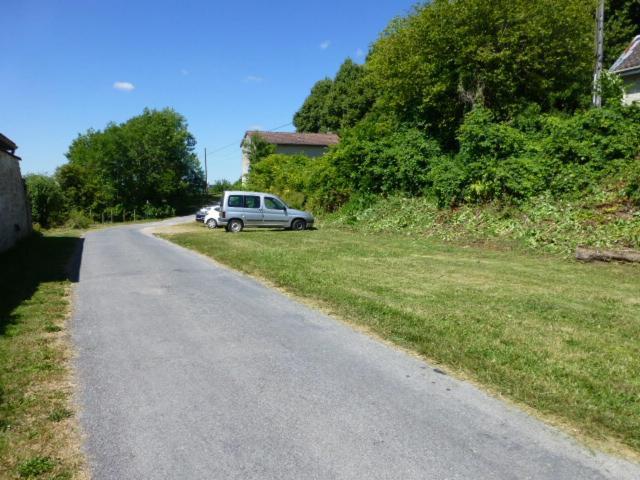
[134,209,136,222]
[110,209,113,223]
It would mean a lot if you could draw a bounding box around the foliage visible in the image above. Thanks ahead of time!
[57,108,204,215]
[605,0,640,67]
[18,457,56,477]
[293,79,334,133]
[327,116,445,196]
[246,154,313,208]
[249,103,640,220]
[208,179,234,197]
[454,104,640,203]
[24,174,65,227]
[245,133,276,168]
[293,59,374,133]
[141,202,176,219]
[64,209,92,229]
[367,0,595,146]
[323,194,640,255]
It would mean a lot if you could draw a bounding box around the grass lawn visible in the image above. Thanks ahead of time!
[160,224,640,458]
[0,231,86,480]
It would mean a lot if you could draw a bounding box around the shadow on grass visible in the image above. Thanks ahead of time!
[0,233,83,336]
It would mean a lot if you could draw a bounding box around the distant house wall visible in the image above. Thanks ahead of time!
[240,142,329,180]
[622,73,640,105]
[274,144,328,157]
[240,131,339,183]
[0,150,32,252]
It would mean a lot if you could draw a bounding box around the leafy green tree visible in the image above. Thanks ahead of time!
[24,174,65,227]
[293,79,334,132]
[367,0,595,146]
[59,108,204,215]
[208,179,233,198]
[605,0,640,67]
[246,133,275,168]
[321,59,374,131]
[294,60,375,133]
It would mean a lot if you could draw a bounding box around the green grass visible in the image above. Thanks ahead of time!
[161,225,640,457]
[0,232,85,479]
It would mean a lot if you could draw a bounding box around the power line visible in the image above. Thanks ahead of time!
[204,121,293,155]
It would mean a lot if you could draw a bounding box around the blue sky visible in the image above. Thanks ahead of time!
[1,0,417,182]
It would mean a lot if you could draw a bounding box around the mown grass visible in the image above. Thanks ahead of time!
[161,224,640,457]
[0,232,86,479]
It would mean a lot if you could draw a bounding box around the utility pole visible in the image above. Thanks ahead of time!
[592,0,605,108]
[204,148,208,194]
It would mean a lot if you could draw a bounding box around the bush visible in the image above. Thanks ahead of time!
[141,203,176,218]
[328,118,443,196]
[454,105,640,203]
[24,174,66,227]
[65,210,92,229]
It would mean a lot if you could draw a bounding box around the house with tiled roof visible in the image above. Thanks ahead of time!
[610,35,640,105]
[240,131,339,179]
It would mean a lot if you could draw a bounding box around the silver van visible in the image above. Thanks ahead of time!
[219,191,314,233]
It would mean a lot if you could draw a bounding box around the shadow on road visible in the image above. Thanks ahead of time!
[0,233,84,336]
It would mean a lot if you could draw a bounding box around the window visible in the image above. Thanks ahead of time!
[228,195,243,207]
[264,197,285,210]
[244,195,261,209]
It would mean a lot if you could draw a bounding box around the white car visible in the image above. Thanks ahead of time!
[204,205,222,229]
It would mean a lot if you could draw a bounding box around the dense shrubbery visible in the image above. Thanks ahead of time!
[249,104,640,211]
[24,174,65,228]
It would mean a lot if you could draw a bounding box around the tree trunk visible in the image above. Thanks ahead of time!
[575,247,640,263]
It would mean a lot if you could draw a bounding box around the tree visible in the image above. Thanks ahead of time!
[366,0,595,146]
[322,59,375,131]
[24,174,65,227]
[293,59,375,133]
[208,179,233,198]
[605,0,640,67]
[293,78,334,132]
[246,133,275,168]
[59,108,204,215]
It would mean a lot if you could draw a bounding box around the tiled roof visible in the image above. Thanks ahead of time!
[243,131,340,147]
[610,35,640,74]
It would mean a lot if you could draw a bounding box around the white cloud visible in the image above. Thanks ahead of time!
[356,48,365,57]
[113,81,135,92]
[320,40,331,50]
[180,68,189,76]
[244,75,263,83]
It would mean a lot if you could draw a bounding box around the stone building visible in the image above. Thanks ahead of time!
[240,131,339,180]
[0,133,32,252]
[610,35,640,105]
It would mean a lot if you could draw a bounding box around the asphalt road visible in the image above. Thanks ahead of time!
[72,218,640,480]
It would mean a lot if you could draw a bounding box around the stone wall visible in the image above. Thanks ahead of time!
[0,151,32,252]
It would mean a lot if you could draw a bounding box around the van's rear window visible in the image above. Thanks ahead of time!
[228,195,243,207]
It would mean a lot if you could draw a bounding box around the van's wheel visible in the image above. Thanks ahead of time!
[227,219,244,233]
[291,219,307,231]
[206,219,217,229]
